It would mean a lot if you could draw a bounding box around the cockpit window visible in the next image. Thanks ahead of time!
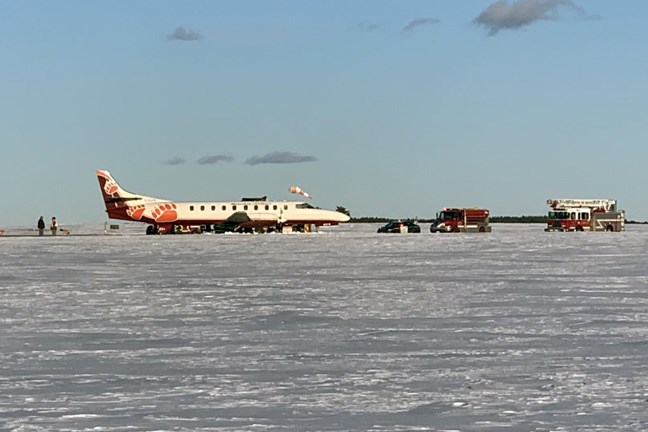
[296,203,315,209]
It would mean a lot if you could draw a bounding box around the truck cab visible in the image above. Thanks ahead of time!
[430,208,491,233]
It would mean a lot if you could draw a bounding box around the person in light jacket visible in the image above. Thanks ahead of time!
[50,217,58,236]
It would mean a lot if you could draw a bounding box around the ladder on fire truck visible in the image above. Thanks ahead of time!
[546,199,617,212]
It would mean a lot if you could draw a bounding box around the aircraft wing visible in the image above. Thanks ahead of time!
[223,211,253,224]
[213,211,278,233]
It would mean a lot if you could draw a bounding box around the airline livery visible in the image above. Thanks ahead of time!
[96,170,349,234]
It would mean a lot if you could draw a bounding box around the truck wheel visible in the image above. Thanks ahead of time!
[606,225,614,232]
[479,226,486,233]
[576,226,584,232]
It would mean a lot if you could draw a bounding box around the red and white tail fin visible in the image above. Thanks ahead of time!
[96,170,163,221]
[96,170,144,204]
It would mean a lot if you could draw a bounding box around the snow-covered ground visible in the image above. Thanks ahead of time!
[2,224,648,431]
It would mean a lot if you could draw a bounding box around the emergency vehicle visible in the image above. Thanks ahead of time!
[545,199,625,232]
[429,208,491,233]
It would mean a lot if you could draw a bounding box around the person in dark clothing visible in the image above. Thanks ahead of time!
[37,216,45,236]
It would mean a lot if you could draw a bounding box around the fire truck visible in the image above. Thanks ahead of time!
[429,208,491,233]
[545,199,625,232]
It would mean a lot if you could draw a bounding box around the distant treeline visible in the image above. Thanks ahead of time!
[348,216,648,224]
[490,215,546,223]
[349,216,547,223]
[349,217,409,223]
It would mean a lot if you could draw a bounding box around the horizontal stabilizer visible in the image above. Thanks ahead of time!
[106,196,143,203]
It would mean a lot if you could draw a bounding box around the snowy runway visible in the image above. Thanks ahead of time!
[2,224,648,431]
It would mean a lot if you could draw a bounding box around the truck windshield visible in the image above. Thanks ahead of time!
[548,211,570,219]
[438,211,460,220]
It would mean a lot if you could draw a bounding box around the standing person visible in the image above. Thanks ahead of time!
[50,217,58,236]
[37,216,45,236]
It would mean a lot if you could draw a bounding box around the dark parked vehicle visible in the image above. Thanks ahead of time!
[377,220,421,233]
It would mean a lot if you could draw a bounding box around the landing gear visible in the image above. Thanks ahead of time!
[146,225,159,235]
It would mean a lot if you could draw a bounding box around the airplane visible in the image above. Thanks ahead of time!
[96,169,350,234]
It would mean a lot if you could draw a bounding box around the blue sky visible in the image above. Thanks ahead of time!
[1,0,647,226]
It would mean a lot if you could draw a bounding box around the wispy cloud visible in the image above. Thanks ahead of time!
[167,26,204,41]
[163,156,186,166]
[197,155,234,165]
[245,151,317,166]
[402,17,440,32]
[355,22,383,32]
[474,0,591,36]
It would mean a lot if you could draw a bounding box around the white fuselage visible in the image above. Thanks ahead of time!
[152,200,349,225]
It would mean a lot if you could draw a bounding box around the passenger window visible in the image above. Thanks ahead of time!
[211,205,215,211]
[254,205,258,210]
[244,205,248,211]
[232,205,237,211]
[570,212,576,220]
[200,205,205,211]
[190,205,194,211]
[222,205,226,211]
[265,205,269,210]
[273,205,277,210]
[284,205,288,210]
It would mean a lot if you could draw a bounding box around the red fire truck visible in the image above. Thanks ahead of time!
[429,208,491,233]
[545,199,625,232]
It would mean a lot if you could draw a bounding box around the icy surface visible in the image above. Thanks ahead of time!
[2,223,648,431]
